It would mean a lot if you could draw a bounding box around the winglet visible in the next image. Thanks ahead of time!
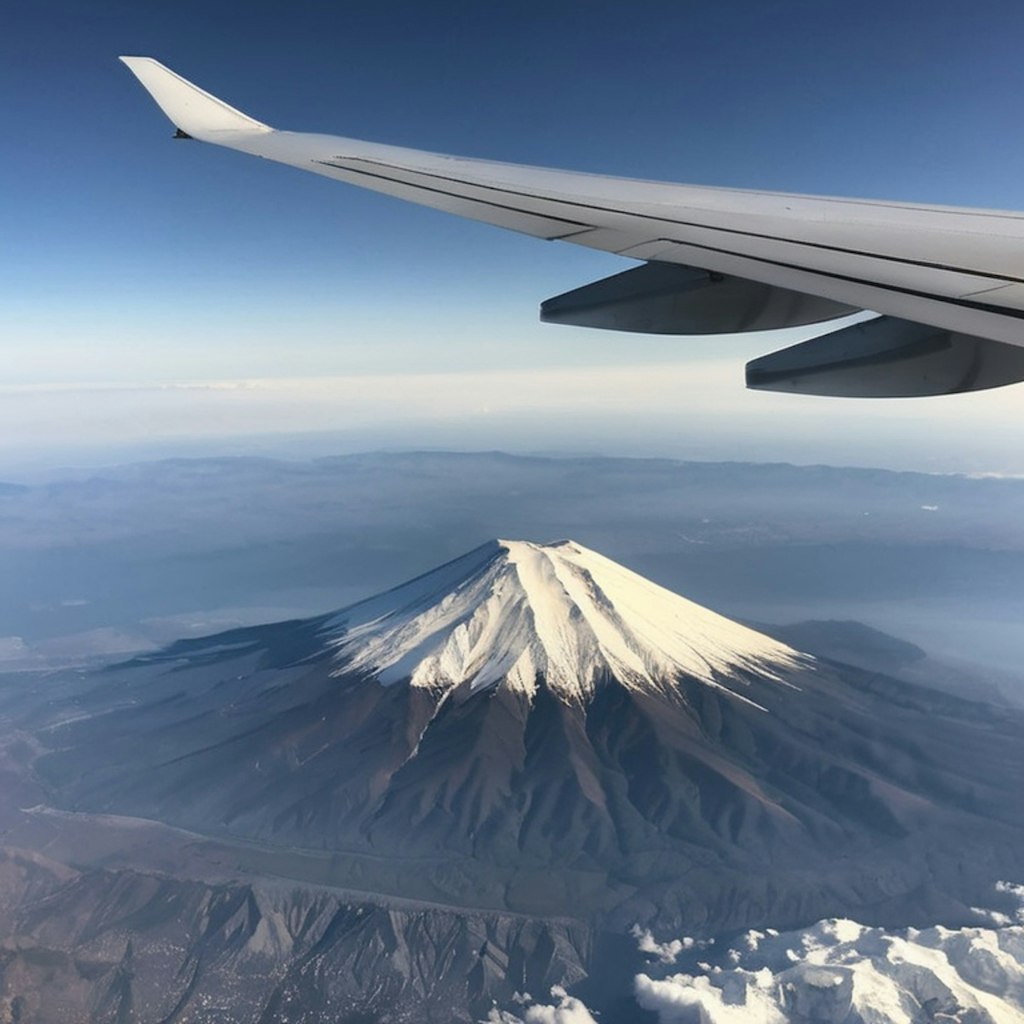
[119,56,272,137]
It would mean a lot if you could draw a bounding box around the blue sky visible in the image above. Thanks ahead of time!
[4,0,1024,472]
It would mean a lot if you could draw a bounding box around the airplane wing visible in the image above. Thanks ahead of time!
[120,56,1024,397]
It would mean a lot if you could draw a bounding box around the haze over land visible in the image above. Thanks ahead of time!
[6,361,1024,480]
[2,451,1022,688]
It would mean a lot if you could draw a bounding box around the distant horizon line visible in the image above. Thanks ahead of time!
[3,444,1023,484]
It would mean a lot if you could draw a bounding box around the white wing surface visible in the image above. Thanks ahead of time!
[120,56,1024,397]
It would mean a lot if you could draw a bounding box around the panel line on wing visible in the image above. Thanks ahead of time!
[320,157,1024,289]
[323,151,1024,329]
[326,147,1024,333]
[641,239,1024,326]
[316,159,592,239]
[327,148,1024,321]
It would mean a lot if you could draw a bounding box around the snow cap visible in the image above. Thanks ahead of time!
[324,540,808,704]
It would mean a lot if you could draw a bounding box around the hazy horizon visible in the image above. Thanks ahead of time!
[3,449,1022,689]
[4,366,1024,481]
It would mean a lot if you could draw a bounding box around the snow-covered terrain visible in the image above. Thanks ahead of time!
[324,539,808,703]
[633,911,1024,1023]
[496,887,1024,1023]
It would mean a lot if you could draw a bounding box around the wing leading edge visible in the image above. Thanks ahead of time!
[120,56,1024,397]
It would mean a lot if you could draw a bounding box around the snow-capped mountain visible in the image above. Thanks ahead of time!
[323,539,808,704]
[31,540,1024,936]
[7,538,1023,1024]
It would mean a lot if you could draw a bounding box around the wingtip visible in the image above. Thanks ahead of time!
[118,55,164,73]
[119,55,271,137]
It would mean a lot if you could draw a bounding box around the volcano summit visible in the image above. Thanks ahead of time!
[324,538,808,703]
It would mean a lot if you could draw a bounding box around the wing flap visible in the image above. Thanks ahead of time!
[746,316,1024,397]
[626,238,1024,353]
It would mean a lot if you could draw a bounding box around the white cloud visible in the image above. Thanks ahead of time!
[486,985,599,1024]
[631,924,711,965]
[635,969,787,1024]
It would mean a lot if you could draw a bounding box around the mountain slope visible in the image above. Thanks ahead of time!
[30,540,1024,930]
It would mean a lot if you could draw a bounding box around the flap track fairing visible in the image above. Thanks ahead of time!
[746,316,1024,397]
[540,262,859,335]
